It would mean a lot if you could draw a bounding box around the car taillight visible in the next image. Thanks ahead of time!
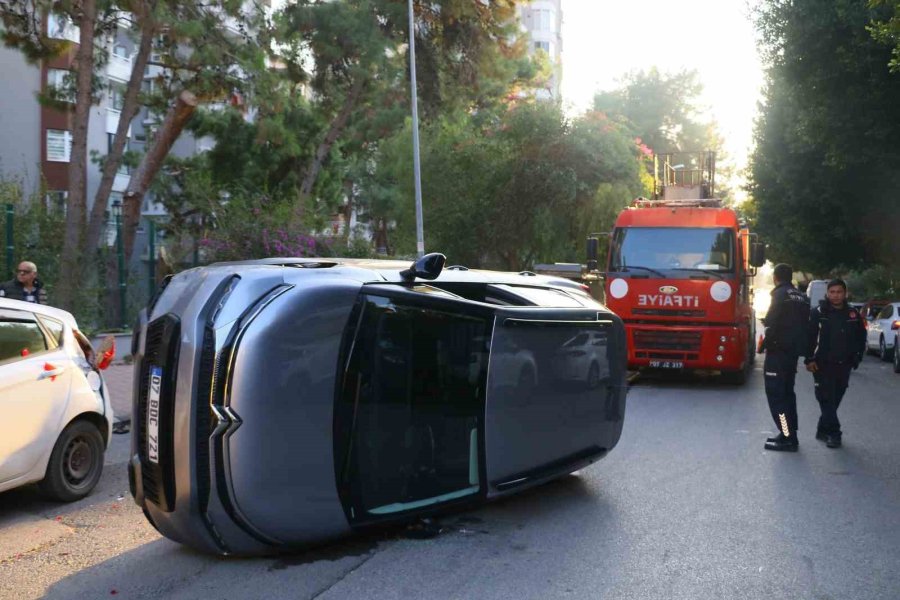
[579,284,591,293]
[891,320,900,330]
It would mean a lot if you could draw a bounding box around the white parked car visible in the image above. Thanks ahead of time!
[866,301,900,362]
[0,299,113,501]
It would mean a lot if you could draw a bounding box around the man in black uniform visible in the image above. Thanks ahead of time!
[804,278,866,448]
[761,263,810,451]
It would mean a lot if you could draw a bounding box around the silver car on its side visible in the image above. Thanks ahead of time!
[129,254,627,555]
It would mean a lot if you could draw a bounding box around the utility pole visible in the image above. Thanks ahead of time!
[408,0,424,258]
[5,204,13,276]
[112,200,127,328]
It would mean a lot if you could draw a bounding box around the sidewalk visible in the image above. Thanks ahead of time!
[103,363,134,423]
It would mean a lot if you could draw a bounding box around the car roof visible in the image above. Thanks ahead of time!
[0,298,78,327]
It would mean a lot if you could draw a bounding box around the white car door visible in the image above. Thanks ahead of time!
[0,314,73,485]
[871,305,894,348]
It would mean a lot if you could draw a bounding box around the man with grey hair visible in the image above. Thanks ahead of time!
[0,261,48,304]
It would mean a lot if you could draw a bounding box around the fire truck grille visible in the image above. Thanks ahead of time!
[633,329,702,352]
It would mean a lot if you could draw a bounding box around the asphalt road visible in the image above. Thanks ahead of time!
[2,354,898,600]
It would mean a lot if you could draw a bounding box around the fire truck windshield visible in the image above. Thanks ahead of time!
[609,227,735,274]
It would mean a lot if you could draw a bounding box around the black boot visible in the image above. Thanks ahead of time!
[765,433,798,451]
[815,430,827,441]
[825,434,842,449]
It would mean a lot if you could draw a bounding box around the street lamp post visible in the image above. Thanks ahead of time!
[408,0,425,258]
[5,204,14,276]
[111,200,127,329]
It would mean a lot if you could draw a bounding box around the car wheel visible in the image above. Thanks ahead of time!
[894,337,900,373]
[879,336,891,362]
[587,362,601,389]
[39,420,105,502]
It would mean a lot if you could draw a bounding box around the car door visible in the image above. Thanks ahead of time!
[871,305,894,347]
[0,311,74,484]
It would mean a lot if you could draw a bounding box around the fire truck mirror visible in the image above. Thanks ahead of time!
[586,237,599,270]
[750,242,766,268]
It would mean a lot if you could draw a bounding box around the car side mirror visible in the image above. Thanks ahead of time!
[750,242,766,268]
[400,252,446,281]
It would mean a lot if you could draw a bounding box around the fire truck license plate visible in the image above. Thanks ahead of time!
[649,360,684,369]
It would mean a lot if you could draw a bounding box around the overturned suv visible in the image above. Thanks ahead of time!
[130,254,627,555]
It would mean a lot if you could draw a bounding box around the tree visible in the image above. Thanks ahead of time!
[592,68,721,155]
[376,102,646,270]
[1,0,268,309]
[274,0,531,216]
[749,0,900,275]
[869,0,900,72]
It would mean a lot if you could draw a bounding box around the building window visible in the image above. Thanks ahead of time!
[46,129,72,162]
[112,44,130,59]
[109,81,126,111]
[45,191,68,213]
[533,9,555,32]
[47,68,74,102]
[534,40,551,54]
[47,13,80,43]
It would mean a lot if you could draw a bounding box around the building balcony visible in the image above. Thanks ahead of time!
[105,108,132,137]
[107,53,133,82]
[112,173,130,193]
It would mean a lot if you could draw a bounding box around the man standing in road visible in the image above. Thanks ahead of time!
[804,279,866,449]
[0,261,48,304]
[761,263,810,451]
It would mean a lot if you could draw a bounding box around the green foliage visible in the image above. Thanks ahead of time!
[845,265,898,300]
[749,0,900,275]
[0,176,108,326]
[592,68,722,155]
[869,0,900,72]
[373,103,646,271]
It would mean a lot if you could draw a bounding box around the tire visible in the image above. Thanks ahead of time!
[39,420,105,502]
[894,337,900,373]
[879,336,892,362]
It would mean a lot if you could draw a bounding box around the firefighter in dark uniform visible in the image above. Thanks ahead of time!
[761,263,810,451]
[803,278,866,448]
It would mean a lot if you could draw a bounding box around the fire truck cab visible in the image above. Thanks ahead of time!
[588,152,765,383]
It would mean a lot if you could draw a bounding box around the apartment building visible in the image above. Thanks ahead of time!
[0,12,216,261]
[516,0,564,101]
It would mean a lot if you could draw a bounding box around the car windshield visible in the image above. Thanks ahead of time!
[609,227,735,273]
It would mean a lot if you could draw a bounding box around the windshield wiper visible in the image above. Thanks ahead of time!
[616,265,667,278]
[670,267,726,280]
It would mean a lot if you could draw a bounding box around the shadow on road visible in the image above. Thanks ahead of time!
[39,473,606,599]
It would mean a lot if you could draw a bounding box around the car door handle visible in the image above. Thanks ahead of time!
[38,364,67,381]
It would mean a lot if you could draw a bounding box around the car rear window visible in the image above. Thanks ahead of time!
[0,319,48,363]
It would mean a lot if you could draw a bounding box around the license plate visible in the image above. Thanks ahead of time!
[147,366,162,464]
[649,360,684,369]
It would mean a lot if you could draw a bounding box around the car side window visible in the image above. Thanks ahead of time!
[877,305,893,320]
[0,318,49,364]
[37,316,64,349]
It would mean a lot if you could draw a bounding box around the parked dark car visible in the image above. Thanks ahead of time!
[129,255,628,555]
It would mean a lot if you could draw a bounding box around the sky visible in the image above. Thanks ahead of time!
[559,0,765,195]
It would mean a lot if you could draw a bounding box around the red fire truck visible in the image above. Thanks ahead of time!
[586,152,765,383]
